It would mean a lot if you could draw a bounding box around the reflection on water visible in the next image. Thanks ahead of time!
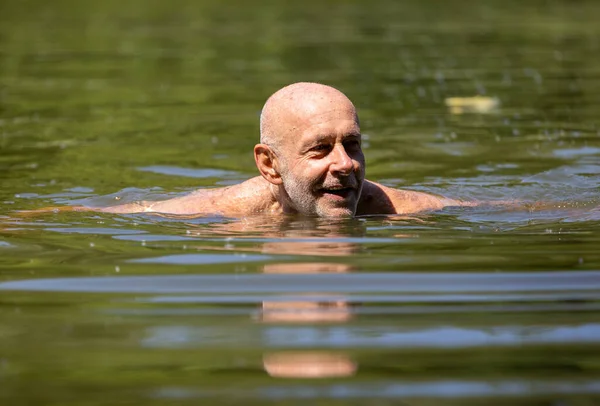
[263,352,357,379]
[261,241,356,378]
[1,0,600,404]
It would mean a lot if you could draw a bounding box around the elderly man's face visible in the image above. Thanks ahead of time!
[277,109,365,217]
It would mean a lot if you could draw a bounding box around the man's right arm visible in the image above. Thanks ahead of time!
[16,183,239,217]
[16,201,148,216]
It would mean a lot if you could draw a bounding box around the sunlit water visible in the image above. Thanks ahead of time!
[1,0,600,404]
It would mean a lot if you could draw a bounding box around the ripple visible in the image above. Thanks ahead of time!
[553,146,600,158]
[113,234,196,242]
[142,323,600,348]
[1,271,598,294]
[153,379,600,399]
[114,235,397,243]
[138,165,243,179]
[138,292,600,304]
[45,227,147,235]
[128,253,272,265]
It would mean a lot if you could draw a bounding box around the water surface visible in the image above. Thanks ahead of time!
[1,0,600,404]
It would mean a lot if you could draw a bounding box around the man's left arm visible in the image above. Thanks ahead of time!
[358,180,474,215]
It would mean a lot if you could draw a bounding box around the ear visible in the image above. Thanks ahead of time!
[254,144,283,185]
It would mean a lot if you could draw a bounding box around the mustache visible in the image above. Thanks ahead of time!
[317,176,359,190]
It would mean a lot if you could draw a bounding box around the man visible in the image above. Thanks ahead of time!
[87,82,465,217]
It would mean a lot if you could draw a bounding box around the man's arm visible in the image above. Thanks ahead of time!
[357,180,474,215]
[16,192,215,217]
[15,202,147,216]
[15,177,274,217]
[104,193,209,215]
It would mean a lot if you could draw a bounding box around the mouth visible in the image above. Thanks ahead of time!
[317,185,356,199]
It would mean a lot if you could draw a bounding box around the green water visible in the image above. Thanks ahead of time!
[1,0,600,404]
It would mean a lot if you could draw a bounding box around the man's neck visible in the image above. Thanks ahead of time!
[267,181,298,215]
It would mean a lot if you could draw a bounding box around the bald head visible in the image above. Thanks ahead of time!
[260,82,358,152]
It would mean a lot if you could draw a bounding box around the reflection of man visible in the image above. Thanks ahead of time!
[260,239,357,379]
[100,82,464,217]
[261,255,354,324]
[254,223,357,323]
[263,352,357,379]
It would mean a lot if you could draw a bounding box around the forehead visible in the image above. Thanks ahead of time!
[294,108,360,143]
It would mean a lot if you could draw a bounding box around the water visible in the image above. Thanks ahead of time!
[1,0,600,404]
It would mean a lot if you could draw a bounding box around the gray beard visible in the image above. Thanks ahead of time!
[281,176,357,217]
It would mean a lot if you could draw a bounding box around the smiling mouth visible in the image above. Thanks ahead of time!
[318,186,355,197]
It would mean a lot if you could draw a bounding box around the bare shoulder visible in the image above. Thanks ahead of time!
[357,180,466,215]
[103,176,276,216]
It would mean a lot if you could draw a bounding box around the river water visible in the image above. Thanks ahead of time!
[1,0,600,404]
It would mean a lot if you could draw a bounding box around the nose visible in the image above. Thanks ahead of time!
[330,144,354,175]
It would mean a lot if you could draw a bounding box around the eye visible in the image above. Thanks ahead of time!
[344,139,361,150]
[312,144,331,153]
